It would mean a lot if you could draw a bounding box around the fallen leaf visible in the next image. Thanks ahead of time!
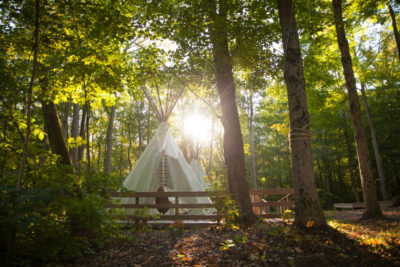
[295,247,303,253]
[249,254,259,261]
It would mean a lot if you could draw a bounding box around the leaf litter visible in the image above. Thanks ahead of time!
[71,208,400,266]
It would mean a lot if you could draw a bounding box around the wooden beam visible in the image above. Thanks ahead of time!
[141,85,164,122]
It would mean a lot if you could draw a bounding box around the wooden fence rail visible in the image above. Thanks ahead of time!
[110,188,295,222]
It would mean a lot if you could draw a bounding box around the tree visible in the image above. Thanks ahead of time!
[40,87,73,167]
[247,91,258,189]
[388,3,400,61]
[360,83,388,200]
[70,103,80,167]
[16,0,40,191]
[105,97,117,174]
[206,0,257,225]
[277,0,326,228]
[332,0,383,219]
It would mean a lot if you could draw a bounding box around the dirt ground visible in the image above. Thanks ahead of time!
[333,205,400,221]
[72,206,400,267]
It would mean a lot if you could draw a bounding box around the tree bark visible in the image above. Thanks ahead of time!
[61,101,71,140]
[248,92,258,189]
[17,0,40,190]
[104,103,116,174]
[332,0,382,219]
[360,83,389,200]
[86,102,91,190]
[127,118,132,171]
[343,122,360,202]
[137,101,143,154]
[206,115,215,177]
[41,97,73,166]
[388,3,400,61]
[207,0,256,225]
[277,0,326,228]
[70,103,80,167]
[78,104,87,162]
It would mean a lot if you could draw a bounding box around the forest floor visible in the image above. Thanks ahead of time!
[73,207,400,266]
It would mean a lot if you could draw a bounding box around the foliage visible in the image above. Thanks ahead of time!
[0,166,120,265]
[207,177,239,228]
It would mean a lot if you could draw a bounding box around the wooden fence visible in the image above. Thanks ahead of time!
[110,188,294,222]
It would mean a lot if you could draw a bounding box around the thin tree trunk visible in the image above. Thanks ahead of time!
[343,123,360,202]
[360,83,389,200]
[388,3,400,61]
[277,0,326,228]
[146,111,150,146]
[127,119,132,171]
[97,143,101,172]
[78,105,87,162]
[105,103,116,174]
[70,103,80,167]
[207,0,256,225]
[86,102,91,191]
[119,128,124,176]
[61,101,71,140]
[332,0,382,219]
[137,101,143,154]
[275,133,283,188]
[248,92,258,189]
[206,115,215,177]
[39,136,47,169]
[17,0,40,191]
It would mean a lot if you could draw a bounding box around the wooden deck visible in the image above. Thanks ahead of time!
[334,201,394,210]
[110,188,295,224]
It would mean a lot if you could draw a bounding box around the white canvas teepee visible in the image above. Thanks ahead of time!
[122,123,212,215]
[120,85,214,215]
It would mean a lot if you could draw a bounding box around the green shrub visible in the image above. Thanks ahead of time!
[207,175,239,227]
[0,166,120,265]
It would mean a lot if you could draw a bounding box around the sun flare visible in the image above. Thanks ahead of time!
[183,113,212,144]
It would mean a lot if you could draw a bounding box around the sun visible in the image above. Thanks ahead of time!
[183,113,212,144]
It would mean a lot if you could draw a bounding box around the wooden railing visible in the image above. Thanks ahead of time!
[110,188,295,222]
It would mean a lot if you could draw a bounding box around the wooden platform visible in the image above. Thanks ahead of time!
[334,201,394,210]
[111,188,295,225]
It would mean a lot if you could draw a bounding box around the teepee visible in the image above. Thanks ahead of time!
[121,85,212,215]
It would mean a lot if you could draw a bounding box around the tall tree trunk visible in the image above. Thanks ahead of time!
[61,101,71,140]
[86,103,91,191]
[97,143,101,172]
[70,103,80,167]
[275,134,283,188]
[388,3,400,61]
[78,104,87,162]
[277,0,326,228]
[206,115,215,177]
[248,92,258,189]
[343,123,360,202]
[360,83,389,200]
[332,0,382,219]
[207,0,256,225]
[41,96,73,167]
[137,101,143,154]
[146,111,150,146]
[127,119,132,171]
[105,103,116,174]
[17,0,40,190]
